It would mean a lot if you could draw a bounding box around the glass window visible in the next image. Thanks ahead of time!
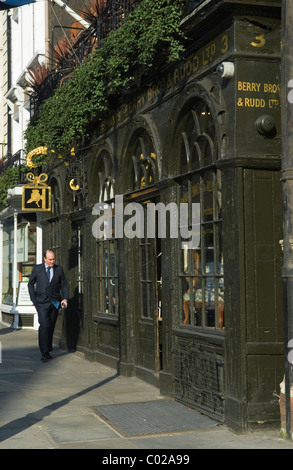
[179,99,224,329]
[95,151,118,315]
[139,207,157,319]
[2,217,14,305]
[97,239,117,314]
[131,130,158,190]
[19,218,37,282]
[129,130,160,319]
[2,214,37,305]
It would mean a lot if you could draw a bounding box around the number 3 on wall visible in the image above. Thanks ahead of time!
[251,33,265,48]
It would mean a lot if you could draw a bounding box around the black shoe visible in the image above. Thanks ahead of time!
[41,353,53,362]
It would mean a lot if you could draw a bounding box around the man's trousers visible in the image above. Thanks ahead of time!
[37,301,59,354]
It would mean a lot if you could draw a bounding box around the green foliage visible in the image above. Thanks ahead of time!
[25,51,107,158]
[101,0,186,90]
[30,152,49,168]
[0,167,19,208]
[24,0,187,159]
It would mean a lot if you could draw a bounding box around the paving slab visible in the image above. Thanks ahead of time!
[42,415,119,444]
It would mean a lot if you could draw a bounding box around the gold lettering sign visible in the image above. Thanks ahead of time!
[22,173,51,212]
[99,30,232,132]
[237,80,280,109]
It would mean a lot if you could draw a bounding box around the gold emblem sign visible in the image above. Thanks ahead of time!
[26,146,48,168]
[22,173,51,212]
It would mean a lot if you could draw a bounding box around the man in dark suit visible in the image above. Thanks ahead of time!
[28,249,69,362]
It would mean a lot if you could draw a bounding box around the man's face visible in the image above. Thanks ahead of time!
[44,252,55,267]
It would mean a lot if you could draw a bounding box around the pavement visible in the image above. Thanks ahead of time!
[1,324,293,453]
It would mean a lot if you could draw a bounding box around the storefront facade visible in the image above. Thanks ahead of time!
[0,185,43,329]
[1,1,283,433]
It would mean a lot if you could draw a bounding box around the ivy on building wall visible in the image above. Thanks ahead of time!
[24,0,187,160]
[0,167,20,208]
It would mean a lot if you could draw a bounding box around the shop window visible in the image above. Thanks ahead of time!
[95,151,117,315]
[139,207,159,319]
[2,217,14,305]
[178,99,224,329]
[2,214,37,305]
[129,130,160,319]
[97,240,117,314]
[19,218,37,282]
[44,219,61,262]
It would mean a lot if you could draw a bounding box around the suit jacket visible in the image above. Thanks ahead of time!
[28,263,69,307]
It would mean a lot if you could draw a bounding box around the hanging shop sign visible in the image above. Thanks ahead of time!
[22,173,51,211]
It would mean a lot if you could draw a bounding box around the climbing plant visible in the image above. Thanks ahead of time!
[0,167,20,208]
[24,0,187,160]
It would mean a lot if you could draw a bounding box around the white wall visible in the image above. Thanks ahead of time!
[8,2,48,156]
[0,11,8,160]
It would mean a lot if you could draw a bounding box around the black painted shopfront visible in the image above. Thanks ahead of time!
[40,1,283,432]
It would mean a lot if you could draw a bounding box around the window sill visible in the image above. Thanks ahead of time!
[92,312,119,325]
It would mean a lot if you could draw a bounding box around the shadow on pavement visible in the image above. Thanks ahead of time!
[0,327,18,336]
[0,374,118,443]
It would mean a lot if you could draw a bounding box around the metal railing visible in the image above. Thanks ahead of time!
[0,1,201,180]
[0,0,149,176]
[30,0,141,114]
[0,149,27,180]
[30,0,202,113]
[96,0,140,43]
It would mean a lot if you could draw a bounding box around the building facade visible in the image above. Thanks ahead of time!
[0,1,92,329]
[1,0,284,433]
[42,1,282,432]
[0,1,48,329]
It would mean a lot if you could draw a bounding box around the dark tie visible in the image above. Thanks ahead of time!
[46,267,50,281]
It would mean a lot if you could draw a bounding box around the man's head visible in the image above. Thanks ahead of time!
[44,249,56,267]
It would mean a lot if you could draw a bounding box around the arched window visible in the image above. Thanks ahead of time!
[177,99,224,329]
[130,129,158,190]
[126,129,160,320]
[95,150,117,316]
[98,151,115,201]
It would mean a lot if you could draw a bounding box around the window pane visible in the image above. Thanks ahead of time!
[2,217,14,305]
[215,170,222,220]
[178,98,224,329]
[203,171,214,222]
[203,225,214,273]
[108,240,117,314]
[131,130,158,190]
[96,240,118,315]
[140,238,154,319]
[98,278,103,312]
[95,152,117,316]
